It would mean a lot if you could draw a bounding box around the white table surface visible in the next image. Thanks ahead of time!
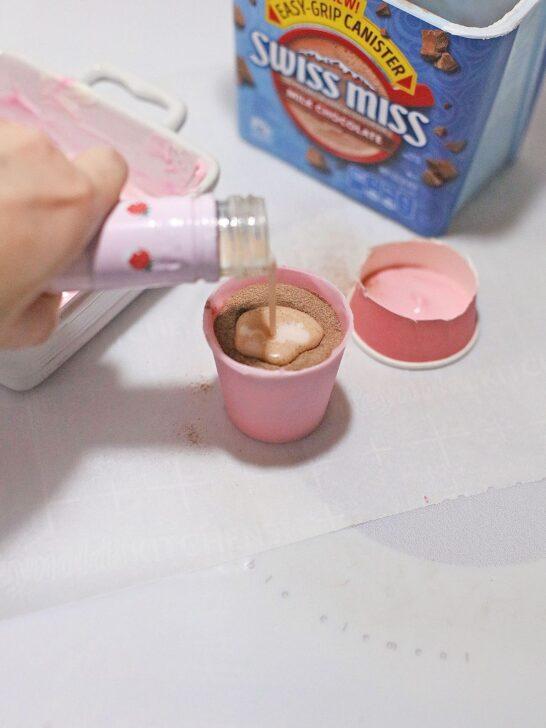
[0,2,545,726]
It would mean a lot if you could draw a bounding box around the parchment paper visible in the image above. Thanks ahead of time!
[0,33,544,619]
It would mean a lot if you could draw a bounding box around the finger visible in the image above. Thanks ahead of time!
[73,146,128,236]
[27,147,129,284]
[0,293,62,350]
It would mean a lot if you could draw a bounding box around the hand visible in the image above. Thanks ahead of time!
[0,121,128,350]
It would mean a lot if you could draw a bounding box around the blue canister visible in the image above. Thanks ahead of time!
[234,0,545,235]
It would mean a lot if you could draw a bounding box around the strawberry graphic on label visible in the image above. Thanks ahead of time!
[127,202,149,216]
[129,249,152,272]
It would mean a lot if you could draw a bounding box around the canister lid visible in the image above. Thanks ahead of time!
[349,240,479,369]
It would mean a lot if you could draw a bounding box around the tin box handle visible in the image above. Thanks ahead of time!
[80,64,187,131]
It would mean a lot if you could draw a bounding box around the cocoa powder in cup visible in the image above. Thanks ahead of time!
[214,283,343,372]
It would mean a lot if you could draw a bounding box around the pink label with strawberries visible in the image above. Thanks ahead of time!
[55,195,220,291]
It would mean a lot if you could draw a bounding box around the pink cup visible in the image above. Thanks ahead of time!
[203,267,353,444]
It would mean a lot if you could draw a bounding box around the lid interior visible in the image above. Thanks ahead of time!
[360,240,478,321]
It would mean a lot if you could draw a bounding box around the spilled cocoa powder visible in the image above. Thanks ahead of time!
[214,283,343,372]
[184,424,203,446]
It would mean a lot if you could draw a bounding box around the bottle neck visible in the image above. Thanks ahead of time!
[217,196,274,278]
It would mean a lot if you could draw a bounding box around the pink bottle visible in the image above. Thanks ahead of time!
[52,194,272,291]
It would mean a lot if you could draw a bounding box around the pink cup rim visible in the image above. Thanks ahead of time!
[203,267,353,380]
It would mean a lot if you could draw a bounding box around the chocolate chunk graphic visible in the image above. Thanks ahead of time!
[422,158,459,187]
[234,4,246,29]
[237,57,254,86]
[426,158,459,182]
[380,27,390,38]
[445,140,467,154]
[443,101,453,110]
[435,53,460,73]
[422,169,444,188]
[376,2,391,17]
[433,126,448,138]
[421,30,449,61]
[307,147,330,173]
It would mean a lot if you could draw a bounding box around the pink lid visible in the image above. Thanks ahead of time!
[349,240,479,369]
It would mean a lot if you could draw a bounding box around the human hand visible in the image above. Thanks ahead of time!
[0,121,128,349]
